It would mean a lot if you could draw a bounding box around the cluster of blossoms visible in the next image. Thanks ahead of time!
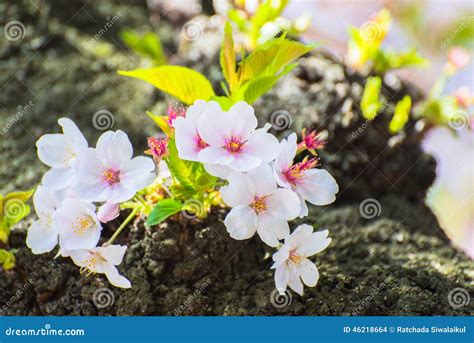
[27,118,155,288]
[172,100,338,295]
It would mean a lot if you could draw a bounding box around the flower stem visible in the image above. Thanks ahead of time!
[106,208,138,245]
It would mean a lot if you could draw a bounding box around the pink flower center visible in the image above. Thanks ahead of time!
[284,157,318,184]
[195,134,209,151]
[102,168,120,185]
[251,195,268,214]
[288,250,302,265]
[224,136,244,153]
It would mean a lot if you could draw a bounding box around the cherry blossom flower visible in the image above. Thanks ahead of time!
[174,100,210,162]
[220,164,300,247]
[203,123,274,179]
[297,128,326,155]
[97,201,120,223]
[53,198,102,252]
[26,186,65,254]
[197,101,280,173]
[73,130,155,203]
[145,136,169,162]
[36,118,88,190]
[274,133,338,217]
[272,224,331,295]
[62,245,131,288]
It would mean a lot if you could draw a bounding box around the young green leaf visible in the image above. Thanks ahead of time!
[147,111,172,136]
[0,249,15,270]
[220,22,237,92]
[146,198,183,226]
[119,29,167,66]
[166,139,196,192]
[236,63,297,103]
[361,76,383,120]
[374,49,428,73]
[389,95,412,133]
[237,37,314,85]
[118,66,215,105]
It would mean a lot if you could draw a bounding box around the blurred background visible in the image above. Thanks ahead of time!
[275,0,473,257]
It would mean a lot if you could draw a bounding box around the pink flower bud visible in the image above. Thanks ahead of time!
[97,202,120,223]
[145,137,169,161]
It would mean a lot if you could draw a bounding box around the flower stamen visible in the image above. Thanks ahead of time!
[251,195,268,214]
[102,168,120,185]
[288,250,302,265]
[73,215,95,235]
[284,156,319,184]
[224,136,244,153]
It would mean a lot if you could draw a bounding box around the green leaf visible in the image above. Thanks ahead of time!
[166,139,196,192]
[0,249,15,270]
[361,76,383,120]
[119,29,167,66]
[118,66,215,105]
[220,23,237,92]
[146,199,183,226]
[389,95,412,133]
[374,49,428,73]
[241,63,297,103]
[210,96,233,110]
[237,36,314,86]
[147,111,172,136]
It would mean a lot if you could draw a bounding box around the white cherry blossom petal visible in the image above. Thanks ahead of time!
[275,264,289,294]
[245,131,281,164]
[224,206,258,240]
[26,220,58,254]
[42,167,74,190]
[287,266,304,295]
[298,169,339,206]
[36,134,70,168]
[58,117,87,148]
[96,130,133,169]
[198,146,233,165]
[246,164,277,196]
[203,163,232,179]
[103,263,131,288]
[296,258,319,287]
[220,172,255,206]
[266,188,300,220]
